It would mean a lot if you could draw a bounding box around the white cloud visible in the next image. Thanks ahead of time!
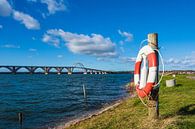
[57,54,63,58]
[165,52,195,69]
[32,37,36,40]
[42,29,118,59]
[41,0,66,15]
[41,13,46,19]
[96,57,115,62]
[1,44,20,48]
[42,33,60,47]
[0,24,3,29]
[0,0,40,30]
[165,58,180,64]
[119,40,124,45]
[27,0,37,2]
[13,10,40,30]
[0,0,12,16]
[29,48,37,51]
[119,56,136,63]
[27,0,67,17]
[118,30,133,42]
[120,47,125,53]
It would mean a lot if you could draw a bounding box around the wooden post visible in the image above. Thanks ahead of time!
[83,84,86,99]
[18,112,23,128]
[148,33,159,119]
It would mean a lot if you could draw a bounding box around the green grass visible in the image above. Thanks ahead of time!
[67,74,195,129]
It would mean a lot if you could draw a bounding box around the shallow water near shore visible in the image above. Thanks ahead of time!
[0,74,132,129]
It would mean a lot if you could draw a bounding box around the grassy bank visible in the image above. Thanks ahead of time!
[67,74,195,129]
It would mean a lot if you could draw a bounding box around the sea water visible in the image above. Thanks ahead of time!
[0,74,132,129]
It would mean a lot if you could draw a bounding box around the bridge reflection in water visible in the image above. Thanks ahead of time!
[0,63,109,75]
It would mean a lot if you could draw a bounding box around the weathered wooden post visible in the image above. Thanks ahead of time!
[18,112,23,128]
[148,33,159,119]
[83,84,86,99]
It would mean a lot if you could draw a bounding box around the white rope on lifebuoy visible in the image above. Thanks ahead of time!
[139,39,165,88]
[153,48,165,88]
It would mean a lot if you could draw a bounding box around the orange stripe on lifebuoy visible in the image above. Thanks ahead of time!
[148,52,157,67]
[134,61,141,74]
[136,82,154,98]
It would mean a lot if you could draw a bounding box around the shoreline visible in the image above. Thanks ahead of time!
[55,74,195,129]
[55,95,136,129]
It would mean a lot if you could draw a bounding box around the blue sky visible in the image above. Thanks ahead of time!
[0,0,195,71]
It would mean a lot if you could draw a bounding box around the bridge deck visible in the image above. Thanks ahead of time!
[0,65,111,74]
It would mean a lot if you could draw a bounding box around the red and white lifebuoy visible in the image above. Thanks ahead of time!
[134,45,157,98]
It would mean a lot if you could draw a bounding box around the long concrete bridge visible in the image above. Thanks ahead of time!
[0,63,110,75]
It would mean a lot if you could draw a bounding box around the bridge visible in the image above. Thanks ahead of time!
[0,63,110,75]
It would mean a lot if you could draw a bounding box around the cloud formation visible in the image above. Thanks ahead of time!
[118,30,133,42]
[0,0,12,16]
[1,44,20,48]
[0,0,40,30]
[119,56,136,63]
[42,32,60,47]
[42,29,118,59]
[57,54,63,58]
[27,0,37,2]
[13,10,40,30]
[41,0,66,15]
[165,52,195,69]
[29,48,37,52]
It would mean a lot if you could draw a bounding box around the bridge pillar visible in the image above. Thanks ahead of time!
[55,67,63,75]
[28,67,36,74]
[67,67,73,75]
[12,66,16,74]
[43,67,50,75]
[83,69,87,74]
[98,71,101,74]
[90,70,93,74]
[10,66,20,74]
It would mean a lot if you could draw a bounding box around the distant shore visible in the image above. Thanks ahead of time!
[0,71,132,74]
[0,70,195,75]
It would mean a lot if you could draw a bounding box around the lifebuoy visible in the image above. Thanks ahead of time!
[134,45,157,98]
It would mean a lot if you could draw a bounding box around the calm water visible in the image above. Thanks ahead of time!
[0,74,132,129]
